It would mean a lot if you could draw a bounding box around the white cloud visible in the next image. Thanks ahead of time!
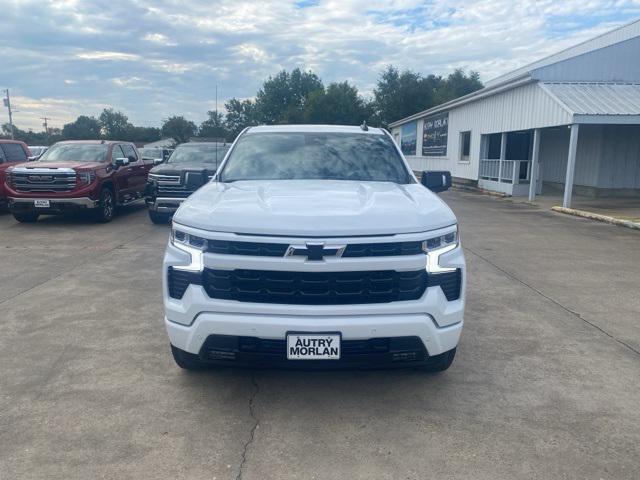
[76,51,141,61]
[2,0,639,131]
[143,33,178,46]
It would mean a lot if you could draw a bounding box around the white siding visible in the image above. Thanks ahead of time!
[598,125,640,189]
[401,82,572,180]
[539,125,640,189]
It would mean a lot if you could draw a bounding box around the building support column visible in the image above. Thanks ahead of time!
[498,132,507,184]
[563,124,580,208]
[528,128,541,202]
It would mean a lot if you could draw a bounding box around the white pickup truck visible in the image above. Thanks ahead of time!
[163,124,465,372]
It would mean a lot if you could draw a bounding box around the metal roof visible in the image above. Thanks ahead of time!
[485,19,640,88]
[541,82,640,115]
[390,19,640,128]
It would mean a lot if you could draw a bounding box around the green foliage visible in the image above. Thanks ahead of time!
[304,82,371,125]
[254,68,324,124]
[199,110,228,140]
[1,123,62,145]
[61,115,101,140]
[1,66,483,146]
[224,98,259,140]
[161,116,197,144]
[372,66,483,127]
[99,108,132,139]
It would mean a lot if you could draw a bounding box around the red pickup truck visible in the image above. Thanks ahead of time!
[0,140,32,211]
[5,140,153,223]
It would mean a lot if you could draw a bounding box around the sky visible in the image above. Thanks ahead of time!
[1,0,639,131]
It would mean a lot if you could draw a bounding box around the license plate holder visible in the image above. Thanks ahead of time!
[34,199,50,208]
[286,332,341,360]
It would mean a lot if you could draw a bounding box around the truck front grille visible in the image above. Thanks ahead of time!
[167,267,461,304]
[157,184,197,198]
[11,171,76,192]
[201,268,428,305]
[205,239,423,257]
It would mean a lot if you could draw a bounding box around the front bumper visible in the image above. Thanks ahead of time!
[147,197,185,214]
[9,196,98,213]
[183,334,453,369]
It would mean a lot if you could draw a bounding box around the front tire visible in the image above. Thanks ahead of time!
[148,210,170,224]
[171,345,207,371]
[419,347,456,373]
[94,188,114,223]
[13,211,39,223]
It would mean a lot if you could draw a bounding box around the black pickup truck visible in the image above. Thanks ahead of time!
[145,142,230,223]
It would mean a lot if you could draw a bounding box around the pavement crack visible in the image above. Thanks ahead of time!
[466,246,640,357]
[235,371,260,480]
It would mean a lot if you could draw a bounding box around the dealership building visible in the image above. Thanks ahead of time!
[390,20,640,208]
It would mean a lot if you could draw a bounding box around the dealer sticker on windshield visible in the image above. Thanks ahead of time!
[286,333,341,360]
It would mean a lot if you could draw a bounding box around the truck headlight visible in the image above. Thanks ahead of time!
[423,226,458,273]
[77,171,96,186]
[170,227,206,272]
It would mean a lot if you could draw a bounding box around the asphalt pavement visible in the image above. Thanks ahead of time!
[0,191,638,480]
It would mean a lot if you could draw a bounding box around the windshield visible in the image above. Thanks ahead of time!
[39,144,108,162]
[168,144,229,165]
[220,132,413,184]
[139,148,161,158]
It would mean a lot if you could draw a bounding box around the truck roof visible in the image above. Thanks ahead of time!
[55,140,132,145]
[246,124,386,135]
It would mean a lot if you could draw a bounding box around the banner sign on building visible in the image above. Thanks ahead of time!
[422,112,448,157]
[400,121,417,156]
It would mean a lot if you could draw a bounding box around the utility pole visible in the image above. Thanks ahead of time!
[41,116,50,143]
[3,89,14,139]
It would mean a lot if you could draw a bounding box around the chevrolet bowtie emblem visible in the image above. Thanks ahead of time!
[285,242,345,261]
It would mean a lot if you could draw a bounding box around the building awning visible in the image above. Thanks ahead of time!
[540,82,640,124]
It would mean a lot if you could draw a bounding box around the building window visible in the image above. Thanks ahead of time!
[400,121,417,156]
[459,131,471,162]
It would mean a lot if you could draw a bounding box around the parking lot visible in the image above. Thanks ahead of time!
[1,190,639,480]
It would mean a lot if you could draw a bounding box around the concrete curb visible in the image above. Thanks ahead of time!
[450,185,508,198]
[551,206,640,231]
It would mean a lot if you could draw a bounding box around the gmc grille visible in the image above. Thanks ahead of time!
[11,171,76,192]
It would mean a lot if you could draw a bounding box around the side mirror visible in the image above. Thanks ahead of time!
[114,157,130,168]
[421,170,452,193]
[153,158,164,165]
[184,170,209,189]
[27,156,39,162]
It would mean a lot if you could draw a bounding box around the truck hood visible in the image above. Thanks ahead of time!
[151,162,219,176]
[173,180,457,237]
[13,161,103,171]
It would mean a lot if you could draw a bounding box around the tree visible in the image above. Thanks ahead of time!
[199,110,228,140]
[125,126,161,143]
[161,116,197,144]
[372,66,483,126]
[373,66,440,127]
[254,68,323,124]
[62,115,101,140]
[434,69,483,104]
[224,98,259,140]
[99,108,132,139]
[304,82,372,125]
